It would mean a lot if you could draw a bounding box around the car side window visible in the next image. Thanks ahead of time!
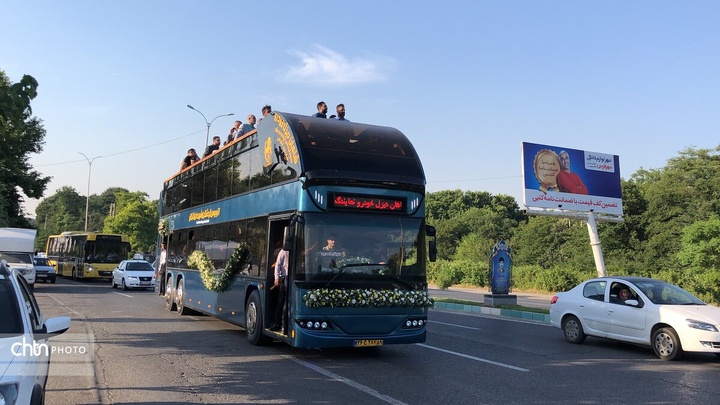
[610,282,643,306]
[0,279,23,335]
[16,273,43,331]
[583,281,606,301]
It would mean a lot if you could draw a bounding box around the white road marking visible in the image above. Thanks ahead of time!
[288,356,409,405]
[429,320,482,330]
[415,343,530,372]
[112,292,133,298]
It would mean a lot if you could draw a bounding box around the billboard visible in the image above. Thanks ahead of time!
[521,142,623,216]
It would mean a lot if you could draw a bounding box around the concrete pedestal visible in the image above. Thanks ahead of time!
[483,294,517,307]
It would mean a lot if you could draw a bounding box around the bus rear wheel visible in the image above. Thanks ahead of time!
[246,291,269,346]
[176,278,191,315]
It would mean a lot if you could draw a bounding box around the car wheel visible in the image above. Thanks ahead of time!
[652,327,683,361]
[165,276,176,311]
[30,384,44,405]
[562,315,587,344]
[122,279,128,291]
[50,278,56,284]
[246,290,269,346]
[176,278,191,315]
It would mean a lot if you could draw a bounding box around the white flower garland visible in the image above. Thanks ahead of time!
[158,218,170,236]
[303,288,434,308]
[187,242,249,292]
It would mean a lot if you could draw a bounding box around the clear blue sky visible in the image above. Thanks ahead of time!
[3,1,719,218]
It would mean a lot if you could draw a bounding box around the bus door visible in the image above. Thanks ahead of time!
[266,217,292,332]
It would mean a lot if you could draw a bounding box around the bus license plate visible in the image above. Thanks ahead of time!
[354,339,383,347]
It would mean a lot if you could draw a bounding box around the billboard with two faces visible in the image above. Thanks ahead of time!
[521,142,623,216]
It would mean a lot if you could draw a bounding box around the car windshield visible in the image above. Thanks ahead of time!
[34,257,49,266]
[634,280,706,305]
[126,262,153,271]
[0,252,31,263]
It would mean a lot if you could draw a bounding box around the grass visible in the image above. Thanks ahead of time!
[433,297,550,314]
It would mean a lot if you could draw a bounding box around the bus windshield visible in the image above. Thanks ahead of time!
[84,240,131,263]
[296,213,426,290]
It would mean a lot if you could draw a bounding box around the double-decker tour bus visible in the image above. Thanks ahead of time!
[159,111,436,348]
[46,231,131,280]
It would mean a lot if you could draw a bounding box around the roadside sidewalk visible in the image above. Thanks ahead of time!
[428,284,555,323]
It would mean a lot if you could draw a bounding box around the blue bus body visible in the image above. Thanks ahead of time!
[160,112,434,348]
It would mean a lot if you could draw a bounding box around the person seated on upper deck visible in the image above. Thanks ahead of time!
[225,120,242,145]
[180,148,200,170]
[236,114,257,140]
[203,136,222,158]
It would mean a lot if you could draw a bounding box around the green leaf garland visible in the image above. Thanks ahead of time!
[187,242,249,292]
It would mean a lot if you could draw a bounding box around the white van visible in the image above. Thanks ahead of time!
[0,227,37,287]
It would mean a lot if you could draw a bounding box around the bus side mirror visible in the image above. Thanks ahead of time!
[283,226,294,252]
[426,225,437,262]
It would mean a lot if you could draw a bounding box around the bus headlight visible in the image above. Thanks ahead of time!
[297,319,333,331]
[402,317,426,330]
[86,266,95,273]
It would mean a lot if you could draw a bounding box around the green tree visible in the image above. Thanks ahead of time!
[0,70,50,227]
[677,217,720,270]
[34,186,85,251]
[426,190,492,222]
[634,147,720,271]
[103,191,158,253]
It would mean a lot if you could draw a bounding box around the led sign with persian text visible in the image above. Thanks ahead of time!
[330,194,405,212]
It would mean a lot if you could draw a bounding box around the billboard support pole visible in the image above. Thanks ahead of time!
[585,211,607,277]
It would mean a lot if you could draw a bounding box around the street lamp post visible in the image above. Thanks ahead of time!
[186,104,234,149]
[79,152,102,232]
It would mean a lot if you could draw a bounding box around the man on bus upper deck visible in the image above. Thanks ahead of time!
[203,136,222,158]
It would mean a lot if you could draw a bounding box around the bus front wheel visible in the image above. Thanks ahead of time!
[165,276,176,311]
[246,291,269,346]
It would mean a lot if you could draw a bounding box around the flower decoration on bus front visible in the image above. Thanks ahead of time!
[187,242,249,292]
[158,218,170,236]
[302,288,434,308]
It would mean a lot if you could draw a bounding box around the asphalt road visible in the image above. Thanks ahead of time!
[32,277,720,405]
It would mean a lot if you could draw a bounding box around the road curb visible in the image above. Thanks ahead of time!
[433,301,551,323]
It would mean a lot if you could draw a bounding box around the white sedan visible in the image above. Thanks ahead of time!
[550,276,720,360]
[111,260,155,291]
[0,261,71,404]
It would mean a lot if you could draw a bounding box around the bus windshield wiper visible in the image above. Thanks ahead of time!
[380,274,414,290]
[325,265,348,287]
[325,264,369,287]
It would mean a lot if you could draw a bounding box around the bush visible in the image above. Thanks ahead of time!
[427,260,460,289]
[509,264,544,291]
[534,267,585,292]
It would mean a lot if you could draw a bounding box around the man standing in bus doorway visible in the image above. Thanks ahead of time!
[270,246,289,333]
[157,242,167,296]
